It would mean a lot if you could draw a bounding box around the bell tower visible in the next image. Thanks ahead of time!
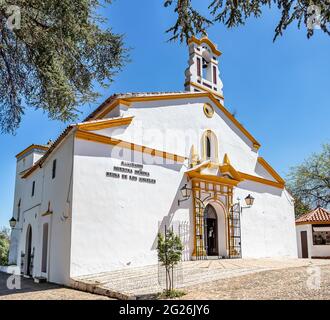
[184,36,224,104]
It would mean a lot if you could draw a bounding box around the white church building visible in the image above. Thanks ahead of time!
[8,36,297,285]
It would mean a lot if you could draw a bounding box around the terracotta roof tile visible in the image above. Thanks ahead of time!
[296,207,330,224]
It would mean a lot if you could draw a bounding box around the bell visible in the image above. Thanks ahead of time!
[202,58,209,69]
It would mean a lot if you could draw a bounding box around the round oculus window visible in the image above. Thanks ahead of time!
[203,103,214,118]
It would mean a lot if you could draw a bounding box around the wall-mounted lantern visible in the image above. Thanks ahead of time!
[244,194,255,207]
[9,217,17,228]
[178,184,192,206]
[9,217,22,230]
[238,194,255,213]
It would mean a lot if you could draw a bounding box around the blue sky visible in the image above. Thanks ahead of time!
[0,0,329,227]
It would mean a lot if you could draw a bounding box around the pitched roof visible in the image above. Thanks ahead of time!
[83,91,194,122]
[83,91,261,149]
[21,126,75,178]
[296,207,330,224]
[16,144,49,159]
[19,90,263,178]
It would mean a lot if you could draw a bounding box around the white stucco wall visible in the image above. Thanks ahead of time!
[70,138,193,277]
[9,135,74,285]
[296,224,330,258]
[99,97,264,178]
[235,182,297,258]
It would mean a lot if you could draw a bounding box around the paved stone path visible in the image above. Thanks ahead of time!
[181,264,330,300]
[2,259,330,300]
[71,258,330,299]
[0,273,111,300]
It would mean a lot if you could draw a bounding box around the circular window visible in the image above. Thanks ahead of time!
[203,103,214,118]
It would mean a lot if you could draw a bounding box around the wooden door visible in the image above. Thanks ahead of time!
[301,231,308,258]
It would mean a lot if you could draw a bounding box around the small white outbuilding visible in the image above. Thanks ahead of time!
[296,207,330,259]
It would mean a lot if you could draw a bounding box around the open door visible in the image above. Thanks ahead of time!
[204,205,218,256]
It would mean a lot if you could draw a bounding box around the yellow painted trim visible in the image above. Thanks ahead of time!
[16,144,49,159]
[238,172,285,189]
[201,130,219,162]
[203,103,214,118]
[223,153,231,165]
[118,99,131,107]
[187,171,240,186]
[21,165,39,179]
[75,130,186,163]
[296,221,330,225]
[190,144,199,167]
[206,95,261,150]
[188,36,222,56]
[189,159,242,182]
[92,92,261,150]
[41,210,53,217]
[220,164,243,182]
[258,157,285,185]
[188,81,224,100]
[77,116,134,131]
[96,99,132,120]
[118,93,205,103]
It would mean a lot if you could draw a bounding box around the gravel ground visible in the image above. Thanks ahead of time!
[0,272,112,300]
[180,265,330,300]
[1,264,330,300]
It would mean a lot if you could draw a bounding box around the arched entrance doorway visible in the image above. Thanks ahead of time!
[25,225,33,276]
[204,204,218,256]
[41,223,49,274]
[204,202,228,257]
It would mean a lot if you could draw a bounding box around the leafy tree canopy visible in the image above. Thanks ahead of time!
[0,227,10,265]
[287,143,330,217]
[164,0,330,42]
[0,0,126,133]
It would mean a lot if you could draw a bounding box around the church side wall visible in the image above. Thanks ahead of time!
[70,138,193,278]
[13,135,74,285]
[235,181,297,258]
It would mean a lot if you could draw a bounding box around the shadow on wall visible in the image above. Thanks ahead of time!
[151,174,191,261]
[238,180,283,197]
[75,143,184,173]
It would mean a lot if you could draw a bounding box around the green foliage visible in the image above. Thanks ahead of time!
[158,289,186,299]
[290,196,312,218]
[157,229,184,268]
[164,0,330,43]
[164,0,213,42]
[287,143,330,217]
[0,0,127,133]
[0,227,10,266]
[157,229,184,292]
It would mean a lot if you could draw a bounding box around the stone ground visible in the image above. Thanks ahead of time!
[0,273,111,300]
[1,258,330,300]
[72,258,330,299]
[181,264,330,300]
